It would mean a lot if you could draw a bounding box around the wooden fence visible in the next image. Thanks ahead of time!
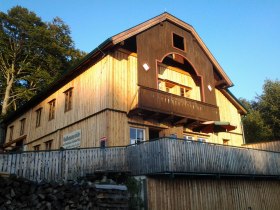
[127,138,280,176]
[0,147,127,182]
[244,140,280,152]
[1,138,280,182]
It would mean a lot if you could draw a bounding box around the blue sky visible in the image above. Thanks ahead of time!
[1,0,279,101]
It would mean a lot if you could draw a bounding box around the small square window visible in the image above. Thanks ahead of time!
[173,33,185,51]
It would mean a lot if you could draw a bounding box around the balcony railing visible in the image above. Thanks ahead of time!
[1,138,280,182]
[127,138,280,176]
[131,86,220,122]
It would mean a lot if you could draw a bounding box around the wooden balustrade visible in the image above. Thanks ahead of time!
[136,86,220,121]
[1,138,280,182]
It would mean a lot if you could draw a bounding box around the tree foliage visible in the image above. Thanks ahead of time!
[0,6,85,116]
[241,79,280,143]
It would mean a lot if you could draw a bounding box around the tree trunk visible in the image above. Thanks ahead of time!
[1,76,14,116]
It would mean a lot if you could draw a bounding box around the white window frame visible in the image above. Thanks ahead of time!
[130,127,145,145]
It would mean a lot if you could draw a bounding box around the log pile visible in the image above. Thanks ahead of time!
[0,174,128,210]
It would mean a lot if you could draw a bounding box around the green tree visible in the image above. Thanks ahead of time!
[0,6,85,116]
[258,79,280,139]
[241,79,280,143]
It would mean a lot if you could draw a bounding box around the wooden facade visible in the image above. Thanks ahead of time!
[2,13,247,151]
[2,12,280,209]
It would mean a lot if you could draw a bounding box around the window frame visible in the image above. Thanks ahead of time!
[9,125,14,141]
[35,108,42,127]
[20,118,26,136]
[33,144,40,151]
[48,99,56,120]
[64,88,73,112]
[130,127,145,145]
[45,140,53,150]
[172,33,185,51]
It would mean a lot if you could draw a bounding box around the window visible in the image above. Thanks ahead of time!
[197,137,206,143]
[48,99,56,120]
[170,134,177,138]
[45,140,53,150]
[33,144,40,151]
[130,127,145,144]
[35,108,42,127]
[20,118,26,136]
[9,126,14,141]
[184,135,193,141]
[64,88,73,112]
[173,33,185,51]
[180,87,185,97]
[223,139,230,145]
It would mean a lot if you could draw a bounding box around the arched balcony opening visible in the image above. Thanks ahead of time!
[157,53,203,102]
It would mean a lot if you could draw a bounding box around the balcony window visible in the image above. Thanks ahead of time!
[130,127,145,144]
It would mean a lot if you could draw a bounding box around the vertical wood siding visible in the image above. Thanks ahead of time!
[147,177,280,210]
[244,141,280,152]
[158,64,201,101]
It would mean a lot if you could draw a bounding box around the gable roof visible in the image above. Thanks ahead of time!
[3,12,243,124]
[111,12,233,86]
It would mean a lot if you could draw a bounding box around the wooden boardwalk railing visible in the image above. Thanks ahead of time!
[1,138,280,182]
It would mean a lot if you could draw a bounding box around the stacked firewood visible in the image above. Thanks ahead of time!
[0,173,128,210]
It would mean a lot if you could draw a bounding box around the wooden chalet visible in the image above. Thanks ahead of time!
[2,13,246,151]
[3,13,280,210]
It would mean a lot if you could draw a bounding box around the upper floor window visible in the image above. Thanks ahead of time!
[9,126,14,141]
[48,99,56,120]
[64,88,73,112]
[173,33,185,51]
[20,118,26,136]
[35,108,42,127]
[130,127,145,145]
[45,140,53,150]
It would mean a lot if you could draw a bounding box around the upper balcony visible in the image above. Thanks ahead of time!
[129,86,220,124]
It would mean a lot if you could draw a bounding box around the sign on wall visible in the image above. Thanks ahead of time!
[63,130,81,149]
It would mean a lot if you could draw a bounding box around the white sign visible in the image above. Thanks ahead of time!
[63,130,81,149]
